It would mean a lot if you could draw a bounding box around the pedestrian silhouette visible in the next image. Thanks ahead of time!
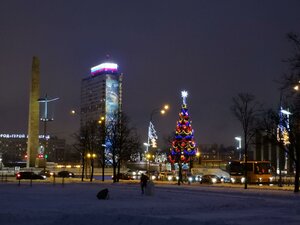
[140,173,149,194]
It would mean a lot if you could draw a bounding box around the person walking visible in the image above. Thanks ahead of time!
[140,173,149,195]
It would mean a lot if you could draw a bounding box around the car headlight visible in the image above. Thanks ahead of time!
[231,178,236,183]
[241,177,245,183]
[151,175,156,180]
[211,178,217,183]
[168,176,173,181]
[188,177,193,182]
[133,172,136,175]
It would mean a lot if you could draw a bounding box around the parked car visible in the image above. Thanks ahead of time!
[16,172,46,180]
[112,173,133,180]
[38,169,54,177]
[57,171,75,178]
[200,174,221,184]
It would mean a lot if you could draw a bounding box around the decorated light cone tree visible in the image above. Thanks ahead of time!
[169,91,197,185]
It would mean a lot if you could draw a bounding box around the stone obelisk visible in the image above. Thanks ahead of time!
[27,56,40,167]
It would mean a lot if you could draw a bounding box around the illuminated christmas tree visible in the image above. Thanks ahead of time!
[169,91,197,185]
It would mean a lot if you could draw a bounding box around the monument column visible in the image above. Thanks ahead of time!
[26,56,40,167]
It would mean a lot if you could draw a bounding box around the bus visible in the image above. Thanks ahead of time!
[227,161,274,184]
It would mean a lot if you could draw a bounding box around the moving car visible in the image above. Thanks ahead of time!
[16,172,46,180]
[200,174,221,184]
[158,172,175,181]
[112,173,133,180]
[57,171,75,178]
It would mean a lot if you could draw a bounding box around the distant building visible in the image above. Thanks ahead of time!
[255,132,292,174]
[80,61,123,144]
[199,144,240,161]
[0,134,65,165]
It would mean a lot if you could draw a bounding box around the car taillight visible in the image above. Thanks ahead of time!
[17,174,20,178]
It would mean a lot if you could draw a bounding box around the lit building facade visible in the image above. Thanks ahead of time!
[0,134,65,166]
[80,61,123,143]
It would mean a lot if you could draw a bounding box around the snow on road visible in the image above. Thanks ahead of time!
[0,182,299,225]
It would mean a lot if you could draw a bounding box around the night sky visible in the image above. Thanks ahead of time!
[1,1,300,148]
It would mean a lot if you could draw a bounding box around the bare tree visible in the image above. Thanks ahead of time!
[272,32,300,193]
[105,113,142,183]
[231,93,261,189]
[74,120,103,182]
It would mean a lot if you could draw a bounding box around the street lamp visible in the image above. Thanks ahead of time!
[146,104,169,153]
[235,136,242,160]
[38,94,59,170]
[196,151,201,164]
[146,153,154,177]
[87,153,97,182]
[294,81,300,91]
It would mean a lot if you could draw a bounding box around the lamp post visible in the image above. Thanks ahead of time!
[146,153,151,176]
[98,116,106,182]
[146,104,169,153]
[146,153,155,178]
[235,136,242,160]
[87,153,96,182]
[196,151,201,164]
[38,94,59,170]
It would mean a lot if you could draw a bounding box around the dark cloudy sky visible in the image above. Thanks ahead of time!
[1,0,300,148]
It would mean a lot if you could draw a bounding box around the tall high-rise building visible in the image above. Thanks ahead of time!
[80,61,123,131]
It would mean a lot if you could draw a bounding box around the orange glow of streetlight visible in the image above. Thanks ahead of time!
[98,116,105,124]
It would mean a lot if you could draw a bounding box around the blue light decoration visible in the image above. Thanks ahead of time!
[278,106,291,145]
[169,91,197,164]
[104,75,120,158]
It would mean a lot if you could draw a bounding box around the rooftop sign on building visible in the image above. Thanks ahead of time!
[91,63,118,76]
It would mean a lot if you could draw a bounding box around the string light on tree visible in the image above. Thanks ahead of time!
[169,90,197,185]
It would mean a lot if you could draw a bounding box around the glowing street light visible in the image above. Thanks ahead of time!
[235,136,242,149]
[196,151,201,164]
[235,136,242,160]
[98,116,105,124]
[146,153,154,176]
[294,81,300,91]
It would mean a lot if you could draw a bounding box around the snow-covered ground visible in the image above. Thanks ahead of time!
[0,181,300,225]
